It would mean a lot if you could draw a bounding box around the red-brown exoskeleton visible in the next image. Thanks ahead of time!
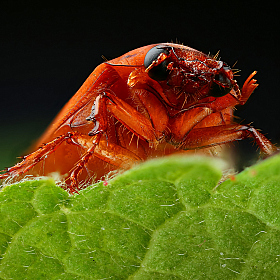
[0,43,278,193]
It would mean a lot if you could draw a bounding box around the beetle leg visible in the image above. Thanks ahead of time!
[67,135,142,193]
[65,133,101,193]
[0,132,79,181]
[179,124,278,155]
[89,92,159,144]
[169,107,214,142]
[86,93,108,136]
[66,133,101,192]
[0,130,141,193]
[127,87,169,138]
[87,91,159,143]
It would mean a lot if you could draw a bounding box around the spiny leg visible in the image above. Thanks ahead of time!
[100,92,158,142]
[180,124,278,155]
[67,89,162,192]
[66,133,144,193]
[0,132,79,180]
[66,134,101,194]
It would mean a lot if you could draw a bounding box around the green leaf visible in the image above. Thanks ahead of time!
[1,155,280,279]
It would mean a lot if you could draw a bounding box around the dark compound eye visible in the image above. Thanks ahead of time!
[144,46,170,81]
[144,46,169,68]
[210,69,233,97]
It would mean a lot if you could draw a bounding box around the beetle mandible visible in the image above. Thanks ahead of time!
[0,43,278,193]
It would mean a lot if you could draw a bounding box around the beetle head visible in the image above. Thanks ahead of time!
[144,44,235,108]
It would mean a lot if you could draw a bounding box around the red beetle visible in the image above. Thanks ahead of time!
[0,43,277,193]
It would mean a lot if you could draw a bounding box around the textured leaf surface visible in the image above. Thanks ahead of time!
[0,155,280,279]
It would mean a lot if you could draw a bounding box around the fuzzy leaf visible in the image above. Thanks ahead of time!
[0,155,280,279]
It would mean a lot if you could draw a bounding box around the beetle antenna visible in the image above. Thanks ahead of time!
[105,62,142,67]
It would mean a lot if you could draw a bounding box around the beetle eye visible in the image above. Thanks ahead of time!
[210,72,232,97]
[144,46,170,81]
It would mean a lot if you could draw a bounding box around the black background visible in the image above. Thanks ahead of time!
[1,1,279,169]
